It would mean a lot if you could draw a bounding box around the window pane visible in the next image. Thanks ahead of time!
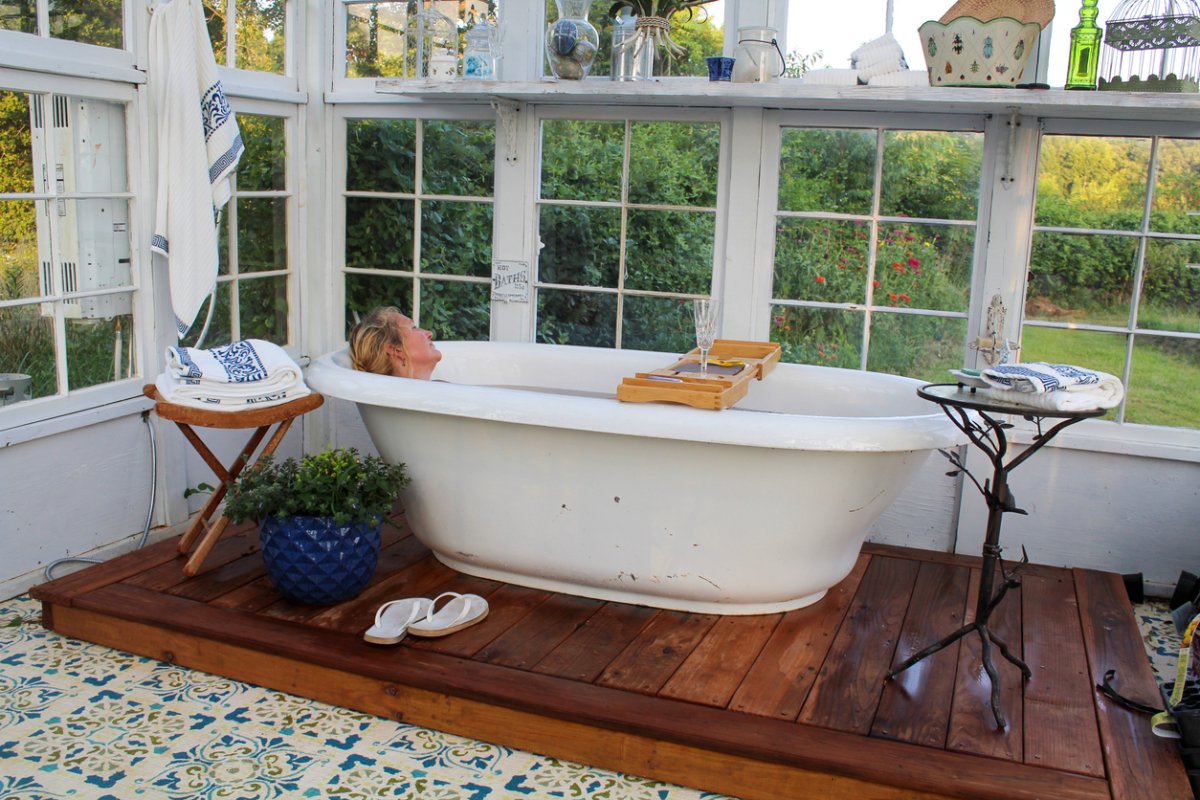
[345,198,414,270]
[237,115,285,191]
[0,304,56,399]
[625,208,713,294]
[237,198,287,273]
[866,313,967,380]
[881,130,983,220]
[218,209,230,275]
[346,1,410,78]
[536,289,616,347]
[1138,238,1200,333]
[0,92,35,194]
[204,0,229,65]
[537,204,620,286]
[421,201,492,277]
[779,128,875,214]
[771,305,863,368]
[345,272,413,338]
[0,201,39,300]
[239,275,288,341]
[1151,138,1200,236]
[1018,326,1124,420]
[66,304,134,390]
[622,295,692,353]
[49,0,123,48]
[236,0,285,73]
[876,223,971,312]
[774,218,870,304]
[423,121,495,197]
[1027,231,1138,325]
[0,4,36,33]
[419,279,489,340]
[179,283,231,348]
[346,119,416,193]
[628,121,719,207]
[1035,135,1150,231]
[540,120,623,202]
[1129,336,1200,427]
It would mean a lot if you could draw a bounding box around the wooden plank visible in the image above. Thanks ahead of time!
[873,560,970,747]
[659,614,780,707]
[946,566,1025,761]
[864,542,1067,580]
[28,534,185,607]
[798,555,920,734]
[477,593,605,670]
[48,586,1114,800]
[532,602,659,683]
[208,574,284,612]
[1074,568,1193,800]
[167,534,268,602]
[731,553,869,720]
[597,610,718,695]
[1021,570,1104,776]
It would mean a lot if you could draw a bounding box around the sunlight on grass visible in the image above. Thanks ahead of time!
[1021,326,1200,428]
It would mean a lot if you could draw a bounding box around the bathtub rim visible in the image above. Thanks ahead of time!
[307,342,965,453]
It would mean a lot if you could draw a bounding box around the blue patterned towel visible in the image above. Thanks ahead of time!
[158,340,309,410]
[979,362,1124,412]
[982,362,1100,393]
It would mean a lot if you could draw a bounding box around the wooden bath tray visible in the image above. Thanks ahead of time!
[616,340,781,410]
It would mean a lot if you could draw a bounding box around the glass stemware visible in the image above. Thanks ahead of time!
[693,298,719,376]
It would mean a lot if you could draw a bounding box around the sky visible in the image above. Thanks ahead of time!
[707,0,1111,89]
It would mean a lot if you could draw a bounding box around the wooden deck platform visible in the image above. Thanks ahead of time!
[30,509,1191,800]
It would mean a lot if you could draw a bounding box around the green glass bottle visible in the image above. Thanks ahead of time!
[1066,0,1102,89]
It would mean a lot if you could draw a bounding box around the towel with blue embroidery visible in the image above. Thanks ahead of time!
[979,362,1124,411]
[156,339,309,410]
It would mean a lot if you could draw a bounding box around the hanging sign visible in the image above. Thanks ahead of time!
[491,260,530,303]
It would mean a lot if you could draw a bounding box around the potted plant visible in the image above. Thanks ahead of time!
[608,0,718,65]
[224,447,410,605]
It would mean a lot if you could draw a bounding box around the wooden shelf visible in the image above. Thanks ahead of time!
[374,77,1200,122]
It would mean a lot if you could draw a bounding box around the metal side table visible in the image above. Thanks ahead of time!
[886,382,1105,728]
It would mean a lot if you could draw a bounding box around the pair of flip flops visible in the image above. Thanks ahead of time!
[362,592,489,645]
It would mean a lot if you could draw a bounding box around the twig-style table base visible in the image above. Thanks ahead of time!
[887,383,1103,728]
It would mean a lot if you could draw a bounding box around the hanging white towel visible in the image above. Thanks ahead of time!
[157,340,310,410]
[149,0,244,338]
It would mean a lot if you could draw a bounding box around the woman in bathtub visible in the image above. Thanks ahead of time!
[348,306,442,380]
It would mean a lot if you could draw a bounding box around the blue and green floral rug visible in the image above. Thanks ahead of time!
[0,595,734,800]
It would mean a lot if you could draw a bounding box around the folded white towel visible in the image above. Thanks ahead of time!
[978,363,1124,411]
[802,68,861,86]
[166,339,301,386]
[850,34,908,80]
[868,70,930,87]
[155,372,311,410]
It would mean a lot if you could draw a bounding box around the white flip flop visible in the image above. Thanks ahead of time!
[363,597,434,645]
[406,592,489,638]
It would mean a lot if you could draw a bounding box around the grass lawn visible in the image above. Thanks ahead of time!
[1021,325,1200,428]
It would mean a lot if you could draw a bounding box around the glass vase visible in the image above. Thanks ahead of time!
[546,0,599,80]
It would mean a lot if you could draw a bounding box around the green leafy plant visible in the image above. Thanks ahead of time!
[224,448,410,527]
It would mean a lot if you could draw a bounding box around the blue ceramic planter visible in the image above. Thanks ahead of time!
[259,515,381,605]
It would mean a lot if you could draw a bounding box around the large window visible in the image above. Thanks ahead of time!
[0,0,124,48]
[181,111,293,349]
[535,116,722,350]
[342,116,495,340]
[769,124,983,380]
[0,89,134,402]
[1027,133,1200,428]
[204,0,288,73]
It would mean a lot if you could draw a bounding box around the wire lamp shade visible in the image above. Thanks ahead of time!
[1099,0,1200,90]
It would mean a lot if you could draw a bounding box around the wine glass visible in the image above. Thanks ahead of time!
[693,298,719,376]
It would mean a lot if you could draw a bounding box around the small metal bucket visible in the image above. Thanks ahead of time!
[0,373,32,406]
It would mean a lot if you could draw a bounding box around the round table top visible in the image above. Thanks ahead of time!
[918,382,1107,420]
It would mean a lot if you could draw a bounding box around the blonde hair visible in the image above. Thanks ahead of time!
[348,306,405,375]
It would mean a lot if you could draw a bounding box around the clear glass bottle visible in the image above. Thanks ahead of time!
[463,21,498,80]
[546,0,598,80]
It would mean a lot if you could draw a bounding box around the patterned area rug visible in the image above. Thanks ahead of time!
[0,595,734,800]
[1136,599,1184,686]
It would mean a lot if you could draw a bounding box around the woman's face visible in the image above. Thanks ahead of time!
[389,312,441,379]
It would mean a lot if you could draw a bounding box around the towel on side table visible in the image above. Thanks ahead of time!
[156,339,310,410]
[979,362,1124,411]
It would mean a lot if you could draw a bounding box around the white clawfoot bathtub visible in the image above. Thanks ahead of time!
[307,342,962,615]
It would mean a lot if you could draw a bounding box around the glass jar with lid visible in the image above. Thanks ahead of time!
[463,20,498,79]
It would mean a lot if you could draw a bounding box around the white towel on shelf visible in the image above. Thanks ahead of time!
[850,34,908,81]
[157,339,310,410]
[979,362,1124,411]
[149,0,244,339]
[803,68,861,86]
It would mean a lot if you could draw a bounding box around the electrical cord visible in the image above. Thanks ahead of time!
[43,409,158,581]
